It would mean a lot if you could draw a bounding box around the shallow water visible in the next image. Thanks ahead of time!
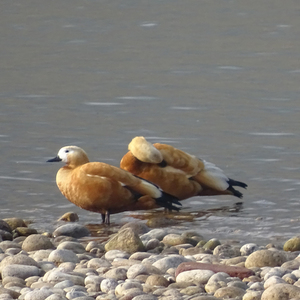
[1,0,300,246]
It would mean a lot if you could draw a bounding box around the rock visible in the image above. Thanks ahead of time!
[153,255,191,273]
[44,269,84,285]
[105,228,145,254]
[87,258,111,269]
[57,241,86,254]
[0,254,39,272]
[118,288,145,300]
[162,234,189,246]
[245,250,287,268]
[145,239,161,251]
[213,244,240,258]
[264,275,286,289]
[0,220,12,233]
[58,212,79,222]
[222,256,246,266]
[54,279,75,289]
[176,269,215,285]
[52,224,90,238]
[281,259,300,270]
[240,243,260,256]
[0,241,21,252]
[31,249,53,261]
[203,239,221,250]
[85,241,105,253]
[214,286,246,298]
[175,262,255,279]
[131,295,157,300]
[85,275,104,286]
[263,267,288,280]
[282,273,297,284]
[145,274,169,287]
[261,283,300,300]
[105,250,130,261]
[1,264,40,280]
[23,289,53,300]
[120,222,150,235]
[283,236,300,252]
[127,263,162,279]
[140,229,168,242]
[100,278,118,293]
[243,291,263,300]
[205,273,229,293]
[115,282,143,297]
[22,234,54,252]
[48,249,80,264]
[45,294,68,300]
[180,285,205,295]
[105,267,127,281]
[0,229,13,241]
[3,218,26,230]
[14,227,38,237]
[0,287,20,299]
[180,247,205,256]
[129,252,152,261]
[65,290,88,299]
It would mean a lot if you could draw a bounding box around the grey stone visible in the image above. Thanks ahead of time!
[48,249,79,264]
[23,289,53,300]
[100,278,118,293]
[22,234,54,252]
[176,269,215,285]
[53,224,90,238]
[261,283,300,300]
[152,255,191,273]
[57,241,86,254]
[1,264,40,280]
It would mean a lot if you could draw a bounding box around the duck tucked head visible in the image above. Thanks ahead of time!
[47,146,89,167]
[128,136,163,164]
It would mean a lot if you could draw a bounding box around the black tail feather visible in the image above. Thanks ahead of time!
[227,186,244,199]
[124,185,181,211]
[227,178,247,199]
[155,191,182,212]
[228,178,248,189]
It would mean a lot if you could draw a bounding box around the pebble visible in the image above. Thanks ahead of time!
[22,234,54,252]
[52,224,90,238]
[2,219,300,300]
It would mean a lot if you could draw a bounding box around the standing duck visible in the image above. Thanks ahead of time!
[47,145,181,224]
[120,137,247,201]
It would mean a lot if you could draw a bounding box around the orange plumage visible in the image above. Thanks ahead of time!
[120,137,247,200]
[47,146,180,224]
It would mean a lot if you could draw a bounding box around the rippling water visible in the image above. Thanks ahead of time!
[1,0,300,245]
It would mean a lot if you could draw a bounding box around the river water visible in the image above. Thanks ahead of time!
[1,0,300,246]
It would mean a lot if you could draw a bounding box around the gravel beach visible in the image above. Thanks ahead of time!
[1,217,300,300]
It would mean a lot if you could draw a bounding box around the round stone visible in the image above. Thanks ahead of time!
[22,234,54,252]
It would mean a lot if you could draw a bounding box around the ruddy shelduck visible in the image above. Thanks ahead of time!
[47,146,181,224]
[120,137,247,201]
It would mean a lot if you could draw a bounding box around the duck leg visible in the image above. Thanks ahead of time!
[101,211,110,225]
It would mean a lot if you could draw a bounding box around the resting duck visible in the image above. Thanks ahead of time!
[47,145,181,224]
[120,136,247,201]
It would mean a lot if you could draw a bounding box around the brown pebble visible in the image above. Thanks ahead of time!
[175,262,254,280]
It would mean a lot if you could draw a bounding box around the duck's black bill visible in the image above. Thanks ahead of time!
[47,156,62,162]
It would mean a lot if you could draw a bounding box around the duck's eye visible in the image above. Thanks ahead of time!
[65,150,70,153]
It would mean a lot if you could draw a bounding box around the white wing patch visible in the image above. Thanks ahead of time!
[202,160,229,190]
[140,179,162,198]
